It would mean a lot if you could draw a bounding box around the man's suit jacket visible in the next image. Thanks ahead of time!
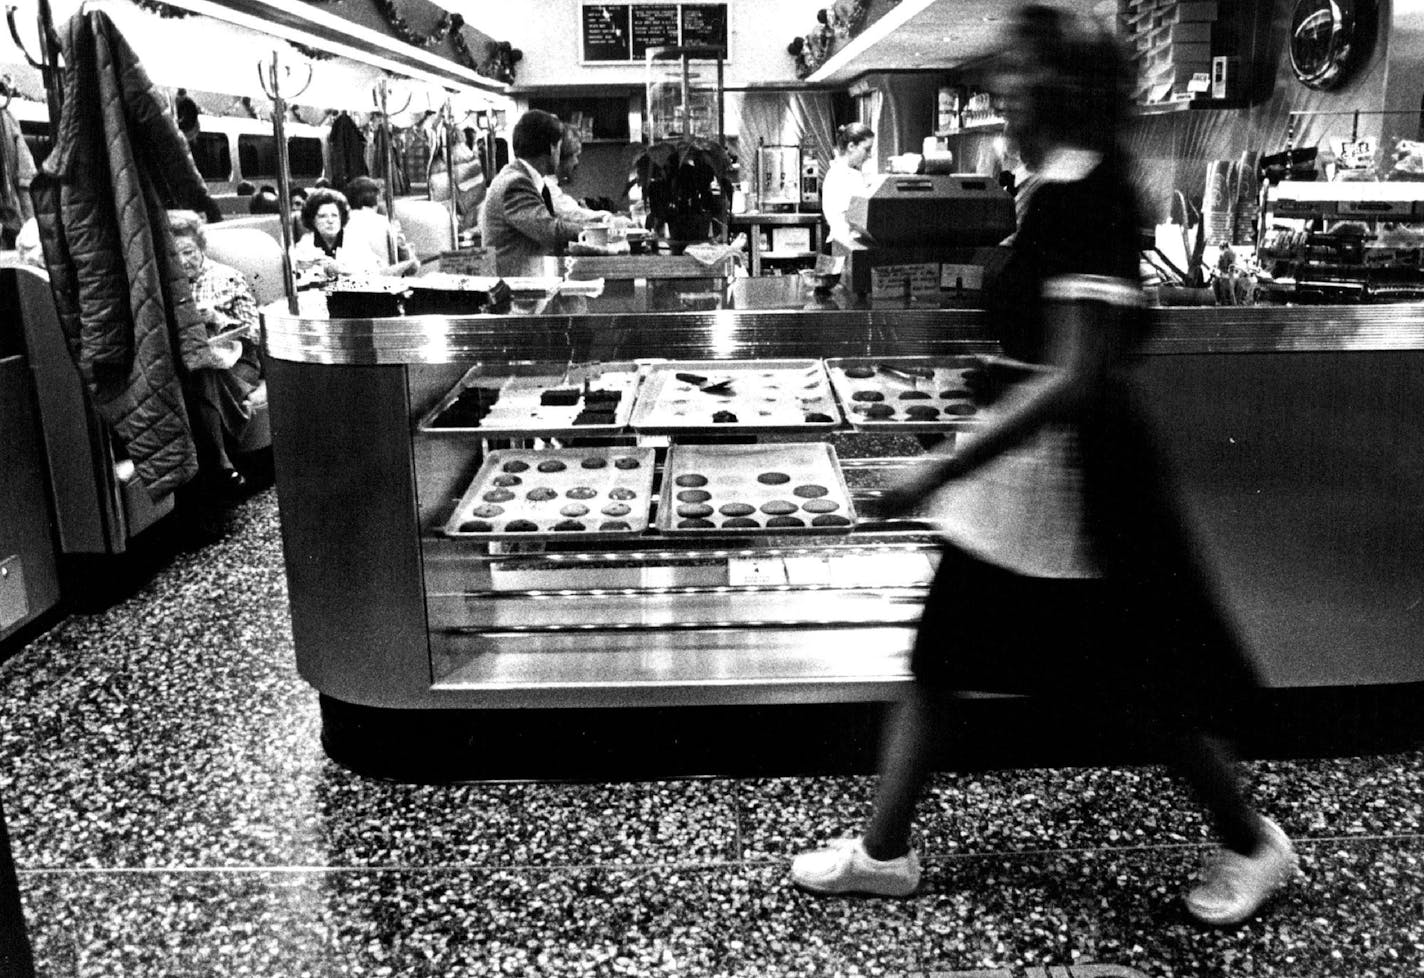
[480,161,580,278]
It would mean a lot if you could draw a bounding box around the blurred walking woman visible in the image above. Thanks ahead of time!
[790,5,1297,927]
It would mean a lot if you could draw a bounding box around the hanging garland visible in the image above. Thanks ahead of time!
[131,0,192,18]
[291,40,336,61]
[371,0,461,50]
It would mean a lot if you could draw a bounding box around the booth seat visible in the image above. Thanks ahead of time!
[392,198,455,268]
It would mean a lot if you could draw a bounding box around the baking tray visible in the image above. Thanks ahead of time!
[417,362,643,438]
[630,360,842,435]
[824,356,985,432]
[657,443,857,536]
[444,447,656,541]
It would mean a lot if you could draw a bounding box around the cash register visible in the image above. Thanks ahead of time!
[842,173,1016,297]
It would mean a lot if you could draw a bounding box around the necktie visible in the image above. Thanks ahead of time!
[541,184,554,215]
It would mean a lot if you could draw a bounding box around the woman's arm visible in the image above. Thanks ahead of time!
[880,286,1130,512]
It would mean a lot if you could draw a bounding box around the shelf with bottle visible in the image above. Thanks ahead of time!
[935,116,1007,138]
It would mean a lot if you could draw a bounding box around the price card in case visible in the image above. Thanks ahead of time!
[728,558,789,586]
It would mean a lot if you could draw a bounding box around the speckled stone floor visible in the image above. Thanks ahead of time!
[1,490,1421,977]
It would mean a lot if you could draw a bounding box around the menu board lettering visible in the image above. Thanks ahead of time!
[681,4,728,53]
[582,5,632,62]
[581,2,729,61]
[631,4,680,58]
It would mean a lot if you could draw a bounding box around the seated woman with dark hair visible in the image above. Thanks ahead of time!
[289,187,382,286]
[342,176,419,276]
[168,209,262,497]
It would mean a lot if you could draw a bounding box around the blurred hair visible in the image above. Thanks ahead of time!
[835,122,874,153]
[1002,4,1133,155]
[235,180,256,196]
[301,188,350,232]
[511,109,564,160]
[167,209,206,250]
[248,188,281,215]
[560,126,583,153]
[344,175,382,209]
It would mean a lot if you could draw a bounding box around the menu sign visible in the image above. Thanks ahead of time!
[631,4,680,58]
[680,4,728,51]
[581,5,632,62]
[580,2,729,62]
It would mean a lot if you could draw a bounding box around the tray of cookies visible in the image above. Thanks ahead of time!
[629,360,842,434]
[418,362,643,437]
[657,443,858,536]
[444,447,656,540]
[823,356,985,432]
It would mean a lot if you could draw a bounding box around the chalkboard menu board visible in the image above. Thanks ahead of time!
[680,4,727,51]
[581,2,729,62]
[631,4,680,58]
[582,5,632,62]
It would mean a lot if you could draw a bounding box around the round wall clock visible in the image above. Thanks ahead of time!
[1289,0,1363,90]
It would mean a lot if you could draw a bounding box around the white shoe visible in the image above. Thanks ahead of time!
[790,837,921,897]
[1185,816,1298,926]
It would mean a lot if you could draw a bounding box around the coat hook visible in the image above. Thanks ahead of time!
[5,4,44,69]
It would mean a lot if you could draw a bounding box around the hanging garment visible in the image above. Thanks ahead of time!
[0,106,36,241]
[370,124,408,195]
[29,8,222,498]
[327,111,368,190]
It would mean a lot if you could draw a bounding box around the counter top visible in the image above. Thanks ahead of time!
[261,275,1424,365]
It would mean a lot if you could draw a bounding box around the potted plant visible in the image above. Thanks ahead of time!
[630,134,735,251]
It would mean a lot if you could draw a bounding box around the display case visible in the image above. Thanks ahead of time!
[262,280,1424,767]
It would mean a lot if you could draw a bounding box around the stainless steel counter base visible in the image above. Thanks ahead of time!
[264,302,1424,720]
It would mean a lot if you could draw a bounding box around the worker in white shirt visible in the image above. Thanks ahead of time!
[820,122,875,254]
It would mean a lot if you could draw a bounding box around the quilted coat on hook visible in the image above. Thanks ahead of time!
[30,9,224,499]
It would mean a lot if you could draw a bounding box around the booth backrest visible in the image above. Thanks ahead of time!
[216,214,285,246]
[203,226,286,307]
[393,198,455,265]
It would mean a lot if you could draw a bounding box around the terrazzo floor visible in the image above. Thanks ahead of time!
[1,490,1421,977]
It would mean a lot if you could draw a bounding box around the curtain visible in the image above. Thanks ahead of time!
[732,91,837,171]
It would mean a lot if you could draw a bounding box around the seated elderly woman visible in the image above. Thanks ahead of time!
[290,187,383,287]
[169,209,264,497]
[343,176,420,277]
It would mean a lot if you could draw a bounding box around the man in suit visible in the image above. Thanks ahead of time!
[480,110,581,277]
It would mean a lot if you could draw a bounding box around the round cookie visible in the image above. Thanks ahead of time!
[767,515,806,528]
[801,498,840,513]
[458,519,492,533]
[722,517,759,528]
[566,486,598,500]
[677,503,714,518]
[536,459,567,473]
[505,519,538,532]
[792,484,828,499]
[905,405,941,420]
[676,489,711,503]
[843,365,875,379]
[471,504,505,518]
[601,503,631,517]
[939,387,973,399]
[609,487,638,501]
[553,520,586,532]
[853,403,895,419]
[581,456,608,469]
[760,500,798,516]
[712,411,738,423]
[613,456,642,470]
[526,487,558,502]
[674,474,708,488]
[678,518,715,529]
[719,502,756,517]
[944,402,978,416]
[559,503,590,517]
[757,472,791,485]
[491,474,522,487]
[804,412,834,423]
[482,489,515,503]
[898,390,932,400]
[812,514,853,528]
[599,520,632,532]
[501,460,530,473]
[851,390,884,402]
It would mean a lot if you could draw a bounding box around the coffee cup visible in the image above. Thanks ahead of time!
[578,224,612,247]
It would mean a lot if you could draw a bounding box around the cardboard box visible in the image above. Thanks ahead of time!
[1172,41,1213,64]
[1164,21,1213,44]
[1211,55,1237,99]
[1158,1,1218,25]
